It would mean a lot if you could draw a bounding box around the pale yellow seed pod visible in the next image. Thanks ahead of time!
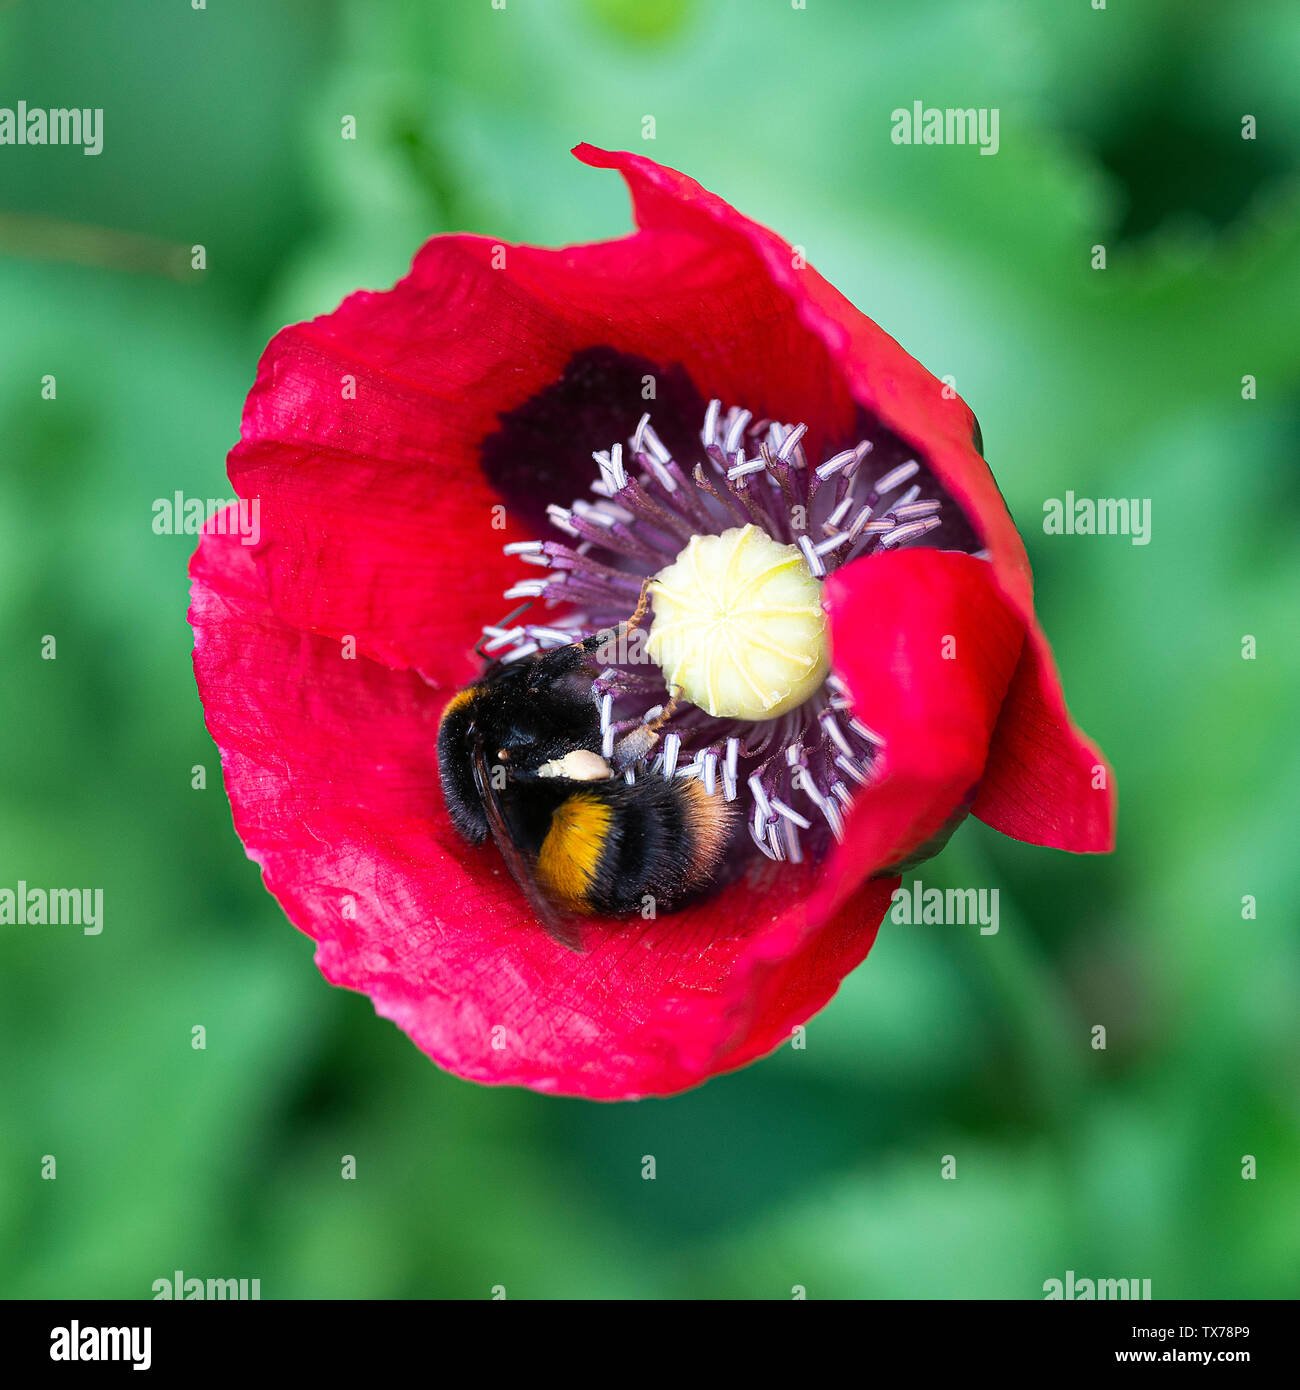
[645,524,830,721]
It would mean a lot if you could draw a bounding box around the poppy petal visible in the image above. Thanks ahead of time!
[818,548,1025,906]
[574,145,1113,861]
[972,629,1117,852]
[573,143,1034,617]
[190,516,895,1099]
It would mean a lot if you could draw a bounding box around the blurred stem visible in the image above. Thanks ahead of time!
[0,214,192,280]
[940,832,1088,1150]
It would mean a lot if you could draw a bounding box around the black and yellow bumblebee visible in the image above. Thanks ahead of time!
[437,623,736,949]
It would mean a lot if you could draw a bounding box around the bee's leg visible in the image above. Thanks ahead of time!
[610,685,682,770]
[643,684,681,734]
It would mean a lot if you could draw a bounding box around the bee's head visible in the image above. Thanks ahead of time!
[437,647,604,845]
[436,684,493,844]
[475,648,601,770]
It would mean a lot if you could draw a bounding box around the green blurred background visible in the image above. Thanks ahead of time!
[2,0,1298,1299]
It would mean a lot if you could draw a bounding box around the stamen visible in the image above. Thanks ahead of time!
[702,749,718,796]
[482,395,963,878]
[503,579,549,600]
[639,420,673,467]
[797,534,827,578]
[771,798,812,830]
[701,398,721,448]
[819,710,854,757]
[544,504,580,537]
[848,716,883,744]
[873,459,920,495]
[766,821,787,861]
[723,408,752,454]
[835,754,870,785]
[502,642,539,662]
[480,626,525,654]
[816,448,857,481]
[726,456,767,481]
[748,773,773,824]
[879,516,942,548]
[892,498,942,521]
[775,421,806,463]
[750,817,779,860]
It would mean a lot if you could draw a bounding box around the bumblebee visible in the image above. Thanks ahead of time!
[437,621,736,949]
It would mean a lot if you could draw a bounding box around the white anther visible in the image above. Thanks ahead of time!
[749,817,779,860]
[748,773,774,823]
[834,754,869,785]
[702,750,718,796]
[545,504,579,537]
[647,456,678,493]
[771,798,811,830]
[797,534,826,578]
[815,448,857,480]
[874,459,920,495]
[879,516,942,548]
[702,398,721,448]
[572,501,616,528]
[723,409,752,454]
[820,711,854,757]
[775,421,807,462]
[503,579,549,600]
[641,422,672,467]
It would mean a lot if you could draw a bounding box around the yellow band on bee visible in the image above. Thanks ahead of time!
[438,686,480,727]
[536,791,612,911]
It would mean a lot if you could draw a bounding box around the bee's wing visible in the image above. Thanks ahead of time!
[471,743,585,953]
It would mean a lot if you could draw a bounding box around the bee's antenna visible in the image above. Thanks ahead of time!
[571,577,656,661]
[474,600,535,659]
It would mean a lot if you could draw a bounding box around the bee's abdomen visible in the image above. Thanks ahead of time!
[537,777,736,917]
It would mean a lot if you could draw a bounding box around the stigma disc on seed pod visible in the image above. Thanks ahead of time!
[645,524,830,721]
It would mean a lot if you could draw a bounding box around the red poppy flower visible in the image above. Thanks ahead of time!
[188,145,1114,1100]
